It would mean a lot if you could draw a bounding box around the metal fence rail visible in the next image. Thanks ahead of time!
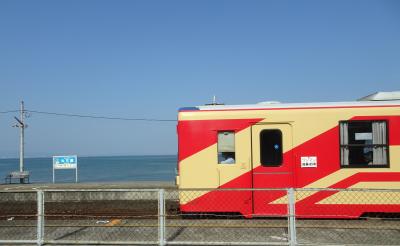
[0,188,399,245]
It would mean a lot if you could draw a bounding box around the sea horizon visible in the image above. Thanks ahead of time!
[0,155,177,183]
[0,153,176,160]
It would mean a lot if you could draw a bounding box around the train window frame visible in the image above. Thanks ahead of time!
[339,120,389,168]
[217,131,236,164]
[260,129,283,167]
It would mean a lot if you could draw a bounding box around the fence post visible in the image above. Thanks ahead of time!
[288,188,297,246]
[158,189,166,246]
[36,190,44,246]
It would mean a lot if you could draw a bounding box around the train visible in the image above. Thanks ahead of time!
[176,91,400,218]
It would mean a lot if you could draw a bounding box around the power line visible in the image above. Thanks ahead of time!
[1,109,176,122]
[25,110,176,122]
[0,110,19,114]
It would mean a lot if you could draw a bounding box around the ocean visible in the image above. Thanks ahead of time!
[0,155,177,183]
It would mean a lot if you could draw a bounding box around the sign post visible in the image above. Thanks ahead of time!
[52,155,78,183]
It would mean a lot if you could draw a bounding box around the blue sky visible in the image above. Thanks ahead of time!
[0,0,399,157]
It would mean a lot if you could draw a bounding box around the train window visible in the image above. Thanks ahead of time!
[340,121,388,167]
[218,131,235,164]
[260,129,282,166]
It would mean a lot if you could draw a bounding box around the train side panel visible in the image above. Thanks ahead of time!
[177,105,400,218]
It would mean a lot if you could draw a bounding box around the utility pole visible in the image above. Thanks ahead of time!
[13,101,27,183]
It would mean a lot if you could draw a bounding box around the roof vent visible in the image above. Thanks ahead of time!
[257,101,281,105]
[357,91,400,101]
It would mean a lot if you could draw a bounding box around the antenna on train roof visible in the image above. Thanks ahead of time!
[205,95,224,106]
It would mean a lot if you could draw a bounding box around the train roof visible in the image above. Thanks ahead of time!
[179,91,400,112]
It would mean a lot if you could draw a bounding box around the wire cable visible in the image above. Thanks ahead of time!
[25,110,176,122]
[0,110,19,114]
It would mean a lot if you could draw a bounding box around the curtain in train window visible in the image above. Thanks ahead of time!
[218,131,235,164]
[340,121,388,167]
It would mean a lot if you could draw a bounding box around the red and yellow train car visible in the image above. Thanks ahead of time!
[176,91,400,218]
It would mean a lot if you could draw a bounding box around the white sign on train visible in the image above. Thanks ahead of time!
[53,155,77,169]
[301,156,317,168]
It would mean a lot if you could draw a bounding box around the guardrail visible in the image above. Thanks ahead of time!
[0,188,399,245]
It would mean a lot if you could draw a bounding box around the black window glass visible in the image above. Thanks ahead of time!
[348,146,374,165]
[348,121,372,145]
[260,129,282,166]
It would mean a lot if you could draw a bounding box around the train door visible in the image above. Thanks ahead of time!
[251,123,294,215]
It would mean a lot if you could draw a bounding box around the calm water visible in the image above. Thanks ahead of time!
[0,155,177,183]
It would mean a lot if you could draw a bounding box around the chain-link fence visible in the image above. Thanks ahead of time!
[0,191,38,245]
[166,188,292,245]
[0,188,399,245]
[295,188,400,245]
[43,189,161,245]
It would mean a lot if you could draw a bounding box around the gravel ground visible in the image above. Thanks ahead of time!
[1,218,400,245]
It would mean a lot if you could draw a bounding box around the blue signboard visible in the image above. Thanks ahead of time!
[53,155,78,183]
[53,155,77,169]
